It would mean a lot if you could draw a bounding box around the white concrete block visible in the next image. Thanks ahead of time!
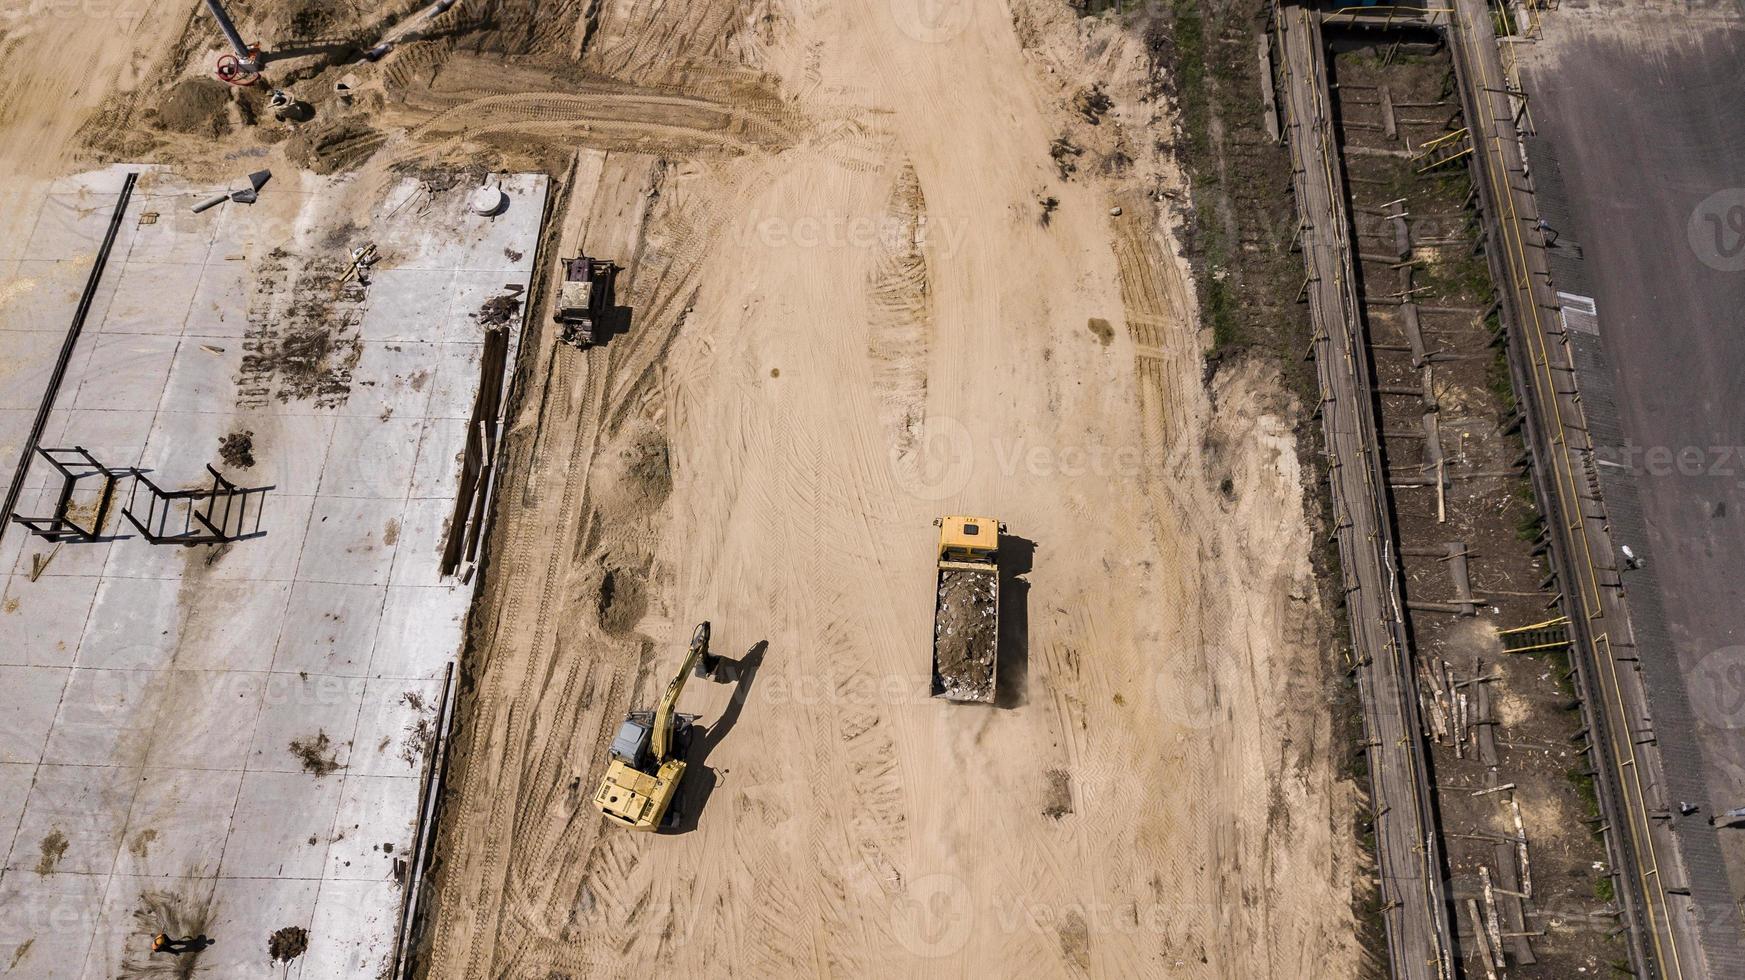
[71,334,178,412]
[0,574,100,667]
[247,672,365,774]
[369,586,467,679]
[219,771,342,879]
[425,341,485,421]
[387,496,452,588]
[409,416,468,501]
[4,763,132,876]
[347,676,442,778]
[143,669,267,770]
[0,665,68,762]
[39,668,154,767]
[325,773,418,881]
[271,581,386,677]
[170,580,291,671]
[185,258,254,338]
[340,342,437,423]
[302,877,399,980]
[191,875,321,979]
[319,415,421,499]
[113,766,243,878]
[0,871,106,979]
[296,497,403,586]
[100,261,202,337]
[73,576,182,670]
[357,269,455,343]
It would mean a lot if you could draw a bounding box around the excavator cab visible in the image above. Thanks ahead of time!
[592,623,717,831]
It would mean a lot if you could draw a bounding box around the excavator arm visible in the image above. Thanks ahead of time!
[651,621,711,761]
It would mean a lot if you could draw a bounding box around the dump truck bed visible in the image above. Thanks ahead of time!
[932,562,998,702]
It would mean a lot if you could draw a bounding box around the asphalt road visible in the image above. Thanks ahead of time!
[1524,2,1745,929]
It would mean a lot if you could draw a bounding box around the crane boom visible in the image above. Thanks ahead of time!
[652,622,710,761]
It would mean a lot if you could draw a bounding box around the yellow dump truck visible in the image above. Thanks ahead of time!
[931,516,1004,703]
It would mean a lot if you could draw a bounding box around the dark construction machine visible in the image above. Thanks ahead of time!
[555,256,616,348]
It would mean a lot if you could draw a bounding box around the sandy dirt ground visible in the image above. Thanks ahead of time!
[0,0,1365,977]
[415,2,1363,978]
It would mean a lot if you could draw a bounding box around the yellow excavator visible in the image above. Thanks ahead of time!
[592,622,719,831]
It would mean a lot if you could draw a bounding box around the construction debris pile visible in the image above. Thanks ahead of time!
[934,569,997,701]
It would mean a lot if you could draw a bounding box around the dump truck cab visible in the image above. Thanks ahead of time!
[938,515,1001,564]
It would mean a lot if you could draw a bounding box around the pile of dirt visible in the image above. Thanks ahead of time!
[285,117,387,175]
[273,324,362,403]
[590,421,672,517]
[218,430,255,469]
[267,926,308,962]
[475,290,523,326]
[933,568,997,699]
[591,553,649,636]
[35,829,67,875]
[153,78,232,137]
[289,731,342,775]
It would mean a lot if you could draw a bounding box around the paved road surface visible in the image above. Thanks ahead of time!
[1522,3,1745,971]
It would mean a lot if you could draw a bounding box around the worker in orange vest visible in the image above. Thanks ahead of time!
[151,933,212,954]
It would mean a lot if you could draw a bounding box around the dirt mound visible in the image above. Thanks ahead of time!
[475,289,524,326]
[286,117,386,174]
[289,731,342,775]
[267,0,357,42]
[218,430,255,469]
[154,78,232,137]
[590,421,671,517]
[267,925,308,962]
[590,553,648,636]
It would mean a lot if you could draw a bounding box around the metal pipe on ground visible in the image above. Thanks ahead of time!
[203,0,259,68]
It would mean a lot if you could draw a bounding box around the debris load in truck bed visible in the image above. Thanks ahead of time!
[934,568,997,700]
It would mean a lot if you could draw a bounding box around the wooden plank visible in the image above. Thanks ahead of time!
[1259,34,1281,143]
[1467,898,1500,980]
[1449,542,1476,614]
[1481,866,1505,963]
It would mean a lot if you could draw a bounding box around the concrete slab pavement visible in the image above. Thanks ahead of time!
[0,165,546,978]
